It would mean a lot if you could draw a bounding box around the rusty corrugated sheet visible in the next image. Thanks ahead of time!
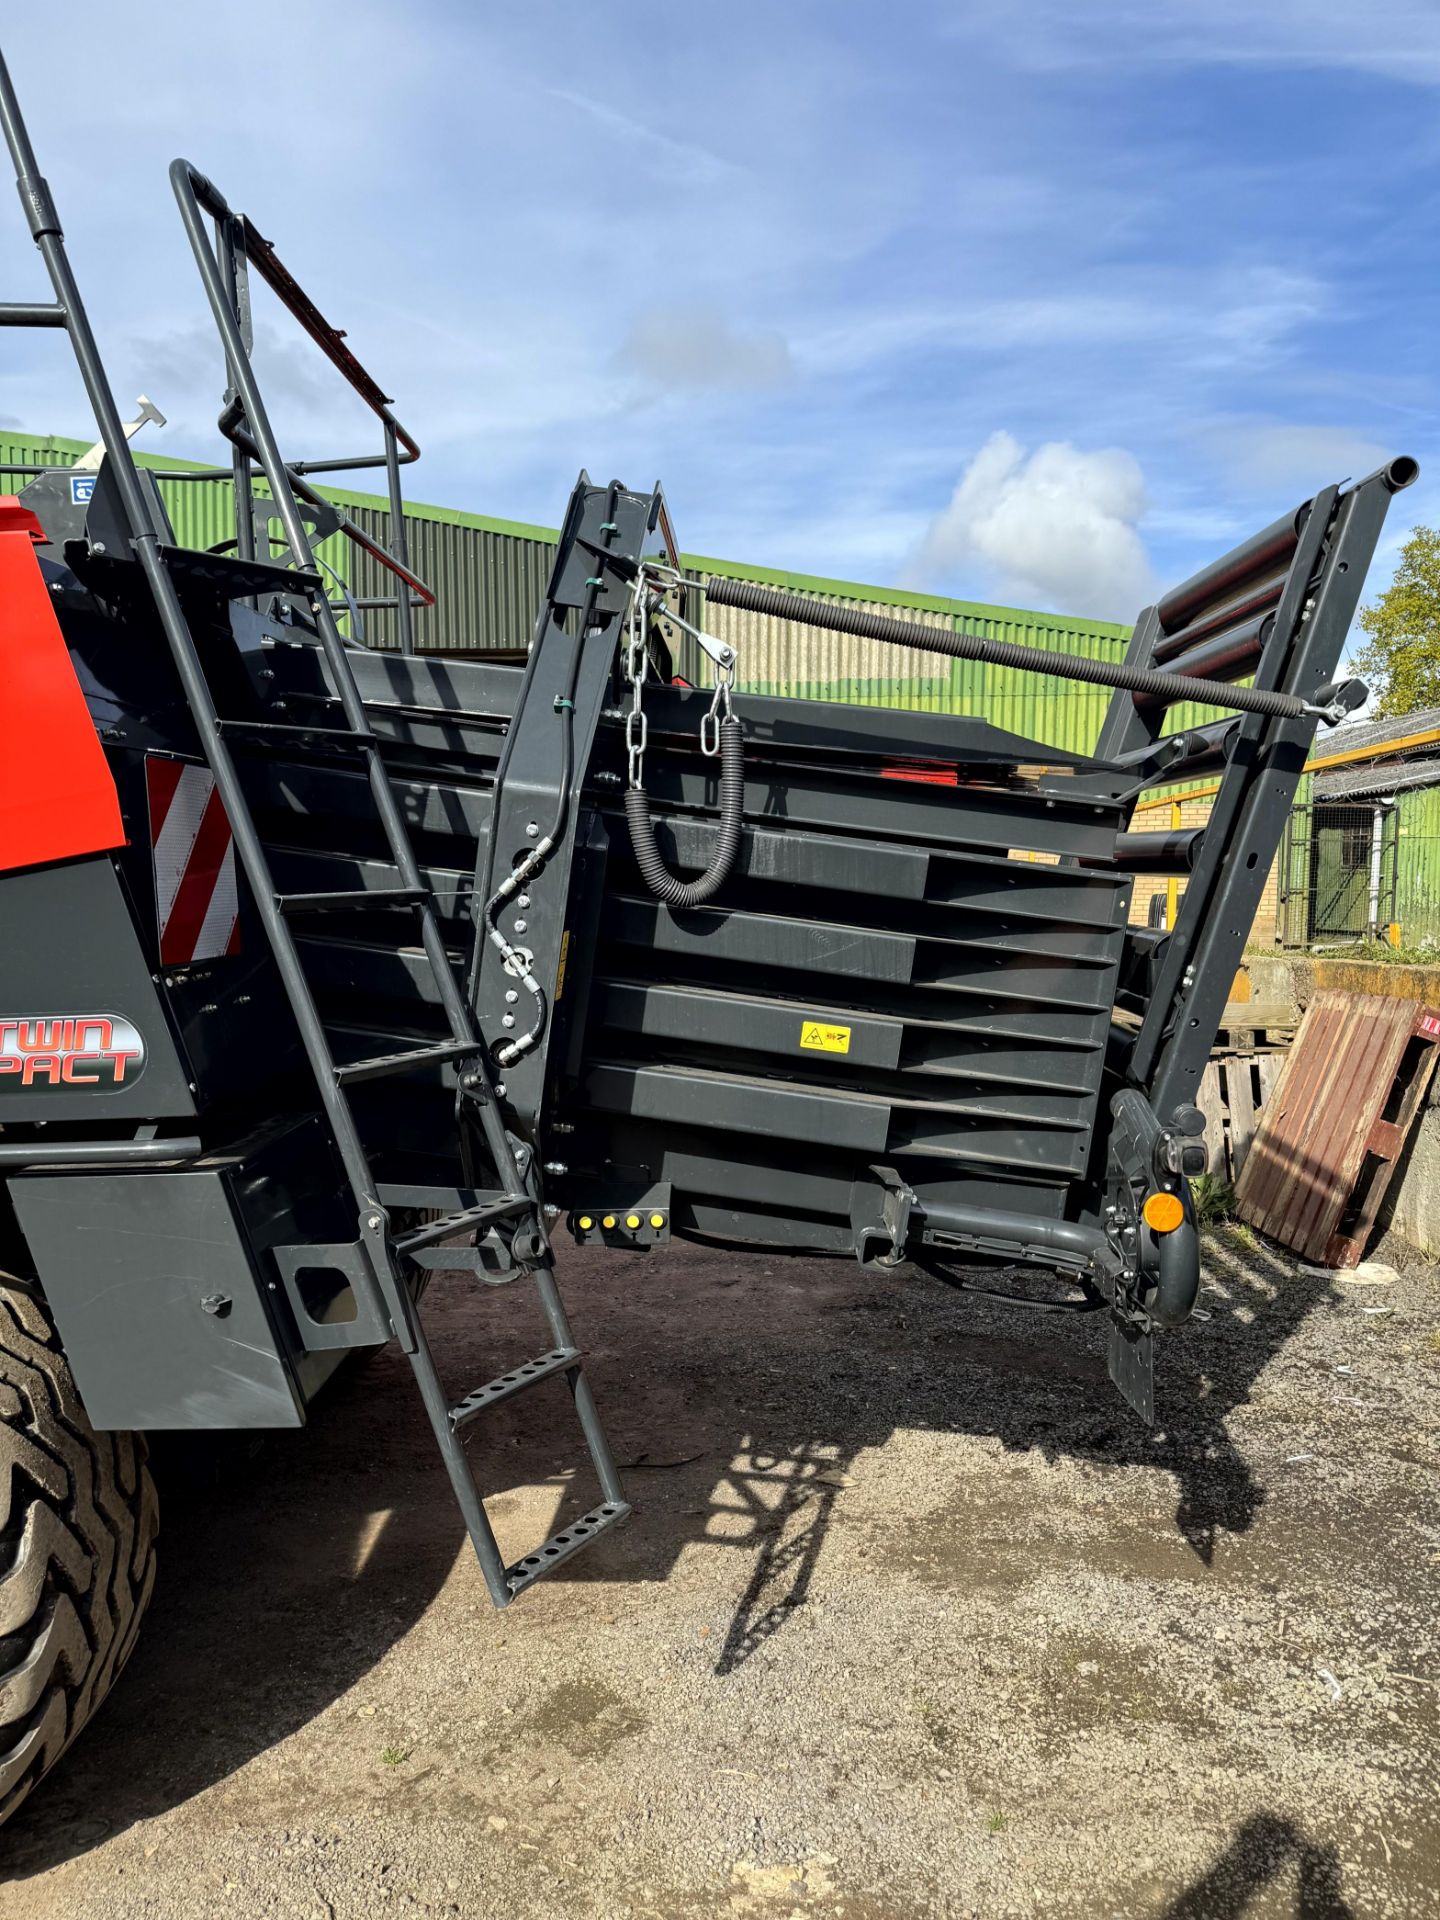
[1234,989,1440,1265]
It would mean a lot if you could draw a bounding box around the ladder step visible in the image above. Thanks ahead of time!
[394,1195,528,1254]
[505,1500,632,1600]
[335,1039,480,1085]
[277,887,429,914]
[448,1346,581,1429]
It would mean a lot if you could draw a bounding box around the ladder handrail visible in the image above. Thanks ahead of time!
[0,50,630,1611]
[0,50,420,1341]
[167,153,531,1197]
[173,159,424,653]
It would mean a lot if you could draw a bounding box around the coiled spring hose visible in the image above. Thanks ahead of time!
[624,716,745,906]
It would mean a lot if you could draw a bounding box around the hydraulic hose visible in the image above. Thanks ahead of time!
[701,575,1335,723]
[625,716,745,905]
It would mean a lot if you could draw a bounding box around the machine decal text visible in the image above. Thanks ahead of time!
[0,1013,146,1091]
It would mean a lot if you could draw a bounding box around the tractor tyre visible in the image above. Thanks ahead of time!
[0,1284,158,1826]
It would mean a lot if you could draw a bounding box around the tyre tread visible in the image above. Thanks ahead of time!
[0,1286,156,1825]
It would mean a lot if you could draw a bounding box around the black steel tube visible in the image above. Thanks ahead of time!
[1133,614,1271,710]
[1373,455,1420,494]
[0,299,63,325]
[1137,719,1240,787]
[701,575,1322,721]
[174,170,420,466]
[0,1135,202,1169]
[217,213,258,601]
[1153,580,1282,664]
[385,419,416,657]
[1107,828,1205,874]
[217,400,436,607]
[1156,504,1309,635]
[919,1198,1113,1270]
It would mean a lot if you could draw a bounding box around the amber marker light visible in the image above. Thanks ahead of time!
[1142,1191,1185,1234]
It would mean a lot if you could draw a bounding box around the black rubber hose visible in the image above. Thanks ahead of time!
[701,575,1320,722]
[625,717,745,905]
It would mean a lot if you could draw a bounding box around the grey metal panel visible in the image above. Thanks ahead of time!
[584,1061,893,1153]
[913,944,1115,1009]
[638,756,1119,859]
[634,816,932,902]
[11,1165,304,1429]
[593,978,906,1073]
[603,895,918,985]
[345,642,526,718]
[924,853,1127,928]
[0,856,195,1122]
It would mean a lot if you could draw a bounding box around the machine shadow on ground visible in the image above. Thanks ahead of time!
[1161,1812,1355,1918]
[0,1223,1337,1880]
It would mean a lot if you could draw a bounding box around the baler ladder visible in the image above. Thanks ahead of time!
[0,57,628,1606]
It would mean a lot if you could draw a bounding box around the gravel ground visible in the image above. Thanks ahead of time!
[2,1224,1437,1918]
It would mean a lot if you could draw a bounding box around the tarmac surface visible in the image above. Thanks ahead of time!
[2,1223,1437,1918]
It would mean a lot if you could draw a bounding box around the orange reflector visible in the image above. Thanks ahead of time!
[602,1214,616,1230]
[1143,1191,1185,1234]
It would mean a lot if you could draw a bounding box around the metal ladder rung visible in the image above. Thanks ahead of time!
[215,717,378,745]
[448,1346,581,1430]
[335,1039,479,1085]
[394,1196,528,1255]
[505,1500,633,1601]
[277,886,428,914]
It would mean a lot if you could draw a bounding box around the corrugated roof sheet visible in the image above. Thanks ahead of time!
[1316,756,1440,800]
[1318,706,1440,759]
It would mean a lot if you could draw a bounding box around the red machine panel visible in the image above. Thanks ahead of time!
[0,497,125,873]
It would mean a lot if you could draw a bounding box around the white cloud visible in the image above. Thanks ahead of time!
[909,431,1156,620]
[614,308,795,394]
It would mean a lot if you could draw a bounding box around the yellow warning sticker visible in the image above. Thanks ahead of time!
[554,930,571,1002]
[800,1020,851,1055]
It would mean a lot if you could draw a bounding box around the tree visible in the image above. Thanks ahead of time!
[1351,525,1440,718]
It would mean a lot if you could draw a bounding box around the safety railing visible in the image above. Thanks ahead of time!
[163,161,435,653]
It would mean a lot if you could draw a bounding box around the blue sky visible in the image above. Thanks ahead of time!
[1,2,1437,626]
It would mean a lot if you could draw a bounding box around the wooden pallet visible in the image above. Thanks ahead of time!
[1234,991,1440,1267]
[1196,1052,1284,1185]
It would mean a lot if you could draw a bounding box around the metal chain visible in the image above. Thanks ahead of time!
[626,562,738,774]
[623,573,648,789]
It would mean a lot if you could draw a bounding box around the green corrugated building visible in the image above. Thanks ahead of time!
[0,428,1137,758]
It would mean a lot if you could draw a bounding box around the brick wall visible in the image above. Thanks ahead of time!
[1126,794,1282,946]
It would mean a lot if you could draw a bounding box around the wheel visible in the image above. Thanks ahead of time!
[0,1283,158,1825]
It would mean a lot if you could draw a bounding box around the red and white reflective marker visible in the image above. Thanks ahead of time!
[145,757,241,966]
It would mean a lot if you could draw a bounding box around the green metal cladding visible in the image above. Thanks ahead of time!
[1396,782,1440,945]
